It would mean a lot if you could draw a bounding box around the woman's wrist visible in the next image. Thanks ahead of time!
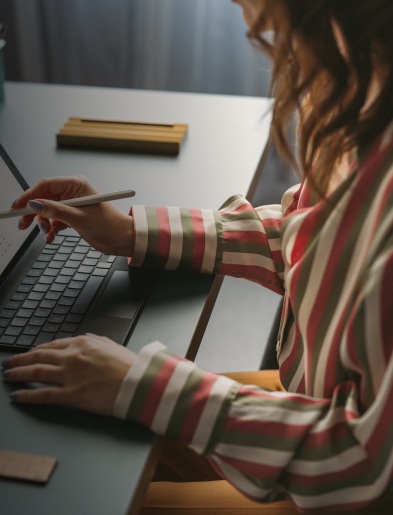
[114,214,134,257]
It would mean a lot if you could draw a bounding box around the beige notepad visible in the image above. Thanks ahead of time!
[0,450,57,483]
[57,117,188,156]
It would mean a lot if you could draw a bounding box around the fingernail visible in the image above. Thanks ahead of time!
[28,348,35,352]
[11,199,18,208]
[38,222,49,234]
[10,391,19,401]
[27,200,44,213]
[18,218,23,228]
[1,358,11,369]
[2,369,11,378]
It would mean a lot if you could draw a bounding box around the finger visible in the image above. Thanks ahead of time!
[36,215,51,236]
[4,364,62,384]
[26,198,84,229]
[10,387,67,405]
[33,338,74,351]
[18,213,36,230]
[7,349,64,369]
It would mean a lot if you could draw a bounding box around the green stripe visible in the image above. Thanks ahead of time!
[224,240,275,260]
[266,227,281,240]
[220,431,302,453]
[234,393,327,413]
[218,194,243,210]
[142,206,160,268]
[294,434,356,461]
[213,210,224,274]
[177,208,194,271]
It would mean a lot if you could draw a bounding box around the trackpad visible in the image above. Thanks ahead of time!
[92,271,142,319]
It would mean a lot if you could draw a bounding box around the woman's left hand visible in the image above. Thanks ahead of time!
[1,335,137,416]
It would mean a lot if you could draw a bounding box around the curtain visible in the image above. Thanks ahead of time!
[12,0,271,96]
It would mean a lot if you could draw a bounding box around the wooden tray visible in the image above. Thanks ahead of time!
[56,118,188,156]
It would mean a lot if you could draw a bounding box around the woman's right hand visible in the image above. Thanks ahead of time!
[13,175,134,257]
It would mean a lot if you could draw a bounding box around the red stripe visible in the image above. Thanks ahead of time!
[261,218,283,230]
[214,453,281,481]
[223,230,268,245]
[224,417,310,440]
[138,354,181,427]
[279,324,301,378]
[220,203,254,215]
[365,377,393,459]
[380,253,393,363]
[238,385,329,406]
[303,420,349,447]
[190,208,205,271]
[155,207,171,268]
[179,371,219,445]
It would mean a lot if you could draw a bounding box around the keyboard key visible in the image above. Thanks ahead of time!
[55,276,71,284]
[66,237,80,242]
[107,256,116,263]
[69,281,84,290]
[44,269,59,277]
[5,326,23,336]
[16,335,35,347]
[29,317,46,327]
[32,261,47,269]
[71,276,104,314]
[43,323,60,333]
[0,318,10,328]
[0,335,16,345]
[73,273,89,281]
[23,300,39,309]
[59,246,73,253]
[53,253,68,261]
[96,263,111,269]
[22,276,38,285]
[34,332,56,346]
[44,244,60,250]
[74,246,89,254]
[17,308,34,318]
[23,326,40,336]
[65,314,83,324]
[11,317,28,327]
[78,265,94,274]
[41,249,56,255]
[11,293,27,301]
[53,305,70,315]
[63,241,77,247]
[40,299,57,309]
[78,239,90,247]
[61,322,78,333]
[50,283,66,292]
[33,284,50,293]
[38,276,55,285]
[87,250,102,259]
[17,284,33,293]
[27,269,43,277]
[45,292,61,301]
[0,309,16,319]
[60,268,75,276]
[65,260,80,268]
[48,261,64,269]
[5,301,22,310]
[28,292,45,301]
[48,314,65,324]
[69,253,84,261]
[93,269,108,277]
[63,289,79,298]
[35,308,51,318]
[53,236,65,245]
[82,258,98,266]
[37,254,52,262]
[58,297,75,306]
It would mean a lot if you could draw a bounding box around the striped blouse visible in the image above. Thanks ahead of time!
[114,121,393,513]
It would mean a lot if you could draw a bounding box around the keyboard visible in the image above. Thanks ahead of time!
[0,234,117,350]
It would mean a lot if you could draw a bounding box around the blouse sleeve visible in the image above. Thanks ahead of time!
[129,186,301,296]
[113,236,393,513]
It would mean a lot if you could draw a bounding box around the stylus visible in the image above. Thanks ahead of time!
[0,189,136,220]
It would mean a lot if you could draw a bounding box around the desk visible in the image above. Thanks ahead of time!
[0,82,272,514]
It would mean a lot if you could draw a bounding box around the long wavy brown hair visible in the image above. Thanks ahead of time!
[249,0,393,198]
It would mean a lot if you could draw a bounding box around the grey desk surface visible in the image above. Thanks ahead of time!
[0,82,271,515]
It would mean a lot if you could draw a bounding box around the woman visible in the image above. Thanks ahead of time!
[3,0,393,513]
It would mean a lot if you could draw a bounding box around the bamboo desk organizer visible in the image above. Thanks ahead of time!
[56,118,188,156]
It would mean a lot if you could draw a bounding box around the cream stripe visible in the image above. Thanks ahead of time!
[216,443,292,468]
[130,205,149,267]
[269,238,282,252]
[221,219,265,233]
[380,120,393,150]
[210,455,269,499]
[288,445,367,475]
[281,185,300,213]
[200,209,218,274]
[222,252,276,272]
[165,206,183,270]
[287,356,305,393]
[228,403,321,426]
[190,375,236,454]
[365,260,387,397]
[278,321,296,366]
[220,196,249,213]
[151,360,197,434]
[113,341,167,419]
[256,209,285,221]
[314,169,393,397]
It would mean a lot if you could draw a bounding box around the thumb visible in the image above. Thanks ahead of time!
[27,199,81,227]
